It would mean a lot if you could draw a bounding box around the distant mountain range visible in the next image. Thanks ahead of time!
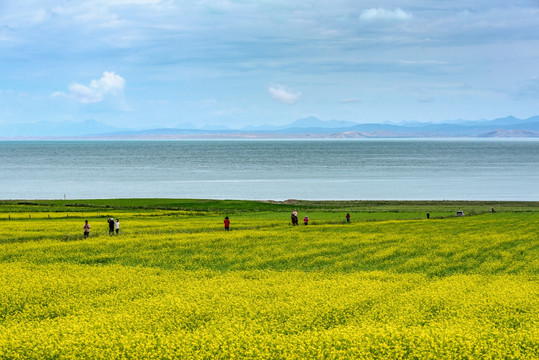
[1,115,539,139]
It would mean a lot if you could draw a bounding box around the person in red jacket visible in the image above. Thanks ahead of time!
[224,216,230,231]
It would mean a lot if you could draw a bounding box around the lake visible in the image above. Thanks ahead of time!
[0,139,537,200]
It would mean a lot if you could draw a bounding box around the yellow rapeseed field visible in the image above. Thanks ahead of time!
[0,202,537,359]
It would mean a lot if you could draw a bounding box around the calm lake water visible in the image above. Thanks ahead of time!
[0,139,537,201]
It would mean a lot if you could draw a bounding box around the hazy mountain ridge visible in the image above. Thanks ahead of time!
[1,116,538,139]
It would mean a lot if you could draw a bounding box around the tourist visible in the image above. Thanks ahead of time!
[292,209,299,226]
[224,216,230,231]
[108,217,115,235]
[291,212,298,226]
[115,219,120,234]
[304,215,308,225]
[346,213,350,223]
[83,220,91,238]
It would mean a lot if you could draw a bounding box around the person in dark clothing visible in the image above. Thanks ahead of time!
[83,220,91,238]
[291,213,298,226]
[346,213,350,223]
[108,217,115,235]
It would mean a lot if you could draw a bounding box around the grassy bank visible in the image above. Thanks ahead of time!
[0,200,537,359]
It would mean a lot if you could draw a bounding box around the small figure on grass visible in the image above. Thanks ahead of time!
[346,213,350,223]
[108,217,115,235]
[224,216,230,231]
[115,219,120,234]
[427,213,430,219]
[303,215,309,225]
[291,211,298,226]
[83,220,91,238]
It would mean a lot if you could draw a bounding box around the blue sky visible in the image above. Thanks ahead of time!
[1,0,538,130]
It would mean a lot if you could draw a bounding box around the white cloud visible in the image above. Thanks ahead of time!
[105,0,163,5]
[340,97,361,104]
[54,71,126,104]
[30,9,49,24]
[268,84,302,105]
[418,96,435,103]
[399,60,448,65]
[359,8,412,21]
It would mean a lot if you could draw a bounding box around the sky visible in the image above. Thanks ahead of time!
[1,0,539,130]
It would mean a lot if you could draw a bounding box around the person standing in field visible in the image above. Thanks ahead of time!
[346,213,350,223]
[291,212,298,226]
[292,209,299,226]
[303,215,308,225]
[224,216,230,231]
[83,220,91,238]
[115,219,120,235]
[108,217,115,235]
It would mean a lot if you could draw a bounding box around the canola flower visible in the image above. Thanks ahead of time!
[0,206,537,359]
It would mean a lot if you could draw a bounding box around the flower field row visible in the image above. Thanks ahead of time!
[0,263,537,359]
[1,212,537,276]
[0,201,537,359]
